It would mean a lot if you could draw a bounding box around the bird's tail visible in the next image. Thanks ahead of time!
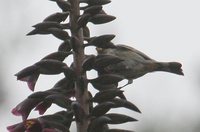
[155,62,184,75]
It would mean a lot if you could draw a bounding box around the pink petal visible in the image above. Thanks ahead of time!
[11,107,21,116]
[35,102,51,115]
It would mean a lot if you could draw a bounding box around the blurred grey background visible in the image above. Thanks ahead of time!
[1,0,200,131]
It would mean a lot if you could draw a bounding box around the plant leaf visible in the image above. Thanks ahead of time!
[83,26,90,37]
[86,34,116,48]
[34,59,68,74]
[90,14,116,24]
[91,102,115,117]
[26,28,49,35]
[43,12,69,23]
[88,116,111,132]
[58,40,72,52]
[105,113,138,124]
[43,94,72,109]
[28,91,53,99]
[91,89,124,103]
[107,129,135,132]
[82,55,95,71]
[89,74,125,85]
[91,83,117,91]
[89,34,115,45]
[110,98,141,113]
[84,5,102,15]
[77,13,91,28]
[86,0,111,5]
[53,77,71,89]
[47,28,70,40]
[41,51,72,61]
[49,0,71,12]
[32,21,63,29]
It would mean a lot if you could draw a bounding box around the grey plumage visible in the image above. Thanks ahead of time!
[96,44,184,83]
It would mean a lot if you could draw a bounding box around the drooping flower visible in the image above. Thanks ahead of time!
[12,98,42,120]
[35,102,52,115]
[15,65,40,91]
[7,119,41,132]
[8,111,73,132]
[7,122,26,132]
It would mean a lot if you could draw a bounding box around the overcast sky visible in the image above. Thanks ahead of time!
[1,0,200,131]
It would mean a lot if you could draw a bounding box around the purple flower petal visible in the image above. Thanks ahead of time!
[11,107,22,116]
[25,119,42,132]
[42,128,59,132]
[35,102,52,115]
[7,122,25,132]
[15,65,40,91]
[8,119,43,132]
[12,98,42,120]
[19,73,39,91]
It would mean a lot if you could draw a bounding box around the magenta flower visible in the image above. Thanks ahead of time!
[15,60,69,91]
[12,98,42,120]
[15,65,40,91]
[7,122,26,132]
[35,102,52,115]
[7,119,42,132]
[42,128,61,132]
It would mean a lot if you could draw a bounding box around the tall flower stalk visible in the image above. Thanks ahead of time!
[8,0,183,132]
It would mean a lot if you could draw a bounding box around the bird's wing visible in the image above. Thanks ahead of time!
[104,61,135,77]
[116,44,154,60]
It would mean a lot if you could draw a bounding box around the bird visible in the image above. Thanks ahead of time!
[96,44,184,85]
